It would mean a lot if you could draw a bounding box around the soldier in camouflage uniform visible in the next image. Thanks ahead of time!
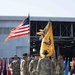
[21,53,29,75]
[50,57,56,75]
[55,55,64,75]
[55,60,60,75]
[10,55,20,75]
[36,50,52,75]
[29,53,39,75]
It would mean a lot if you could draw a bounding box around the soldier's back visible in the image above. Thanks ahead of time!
[29,59,38,75]
[51,59,56,75]
[37,57,51,75]
[55,59,64,75]
[11,60,20,75]
[21,59,29,75]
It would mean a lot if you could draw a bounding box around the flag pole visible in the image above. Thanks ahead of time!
[49,20,56,60]
[28,14,30,55]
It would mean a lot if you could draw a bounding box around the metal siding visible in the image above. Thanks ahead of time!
[0,19,29,58]
[16,46,29,57]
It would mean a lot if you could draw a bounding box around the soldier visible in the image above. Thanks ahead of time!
[21,53,29,75]
[29,53,39,75]
[55,54,64,75]
[55,60,60,75]
[36,50,52,75]
[50,57,56,75]
[10,55,20,75]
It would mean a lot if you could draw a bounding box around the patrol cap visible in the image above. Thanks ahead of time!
[33,53,40,56]
[42,50,49,55]
[14,55,19,59]
[23,53,29,56]
[12,57,14,59]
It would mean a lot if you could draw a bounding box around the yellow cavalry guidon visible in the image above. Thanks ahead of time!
[37,22,55,57]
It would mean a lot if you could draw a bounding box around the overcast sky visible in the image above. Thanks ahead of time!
[0,0,75,17]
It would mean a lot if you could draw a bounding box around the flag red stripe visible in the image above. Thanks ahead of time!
[8,32,30,39]
[11,28,30,34]
[9,31,30,38]
[18,27,30,31]
[13,29,30,34]
[11,25,29,32]
[19,25,29,29]
[11,28,29,33]
[16,25,29,30]
[10,30,30,36]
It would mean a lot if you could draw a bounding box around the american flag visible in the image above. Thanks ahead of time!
[5,16,30,42]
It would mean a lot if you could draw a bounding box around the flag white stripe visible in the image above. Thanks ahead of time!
[11,27,29,33]
[11,31,30,37]
[18,24,29,28]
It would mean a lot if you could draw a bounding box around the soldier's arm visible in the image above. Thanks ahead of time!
[59,60,64,72]
[29,60,33,73]
[60,60,64,67]
[10,62,13,69]
[9,62,13,75]
[21,61,25,71]
[23,61,28,74]
[36,59,42,75]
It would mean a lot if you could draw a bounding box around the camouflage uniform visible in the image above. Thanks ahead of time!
[11,60,20,75]
[36,57,51,75]
[55,59,64,75]
[51,59,56,75]
[29,59,38,75]
[55,60,60,75]
[21,59,29,75]
[59,58,64,75]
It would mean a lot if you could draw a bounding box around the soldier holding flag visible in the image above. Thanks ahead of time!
[36,50,52,75]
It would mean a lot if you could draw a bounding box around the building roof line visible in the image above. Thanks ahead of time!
[0,16,75,22]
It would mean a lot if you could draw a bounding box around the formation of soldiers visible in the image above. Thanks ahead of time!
[8,50,64,75]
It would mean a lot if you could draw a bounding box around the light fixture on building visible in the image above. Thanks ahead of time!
[33,48,36,52]
[71,41,74,44]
